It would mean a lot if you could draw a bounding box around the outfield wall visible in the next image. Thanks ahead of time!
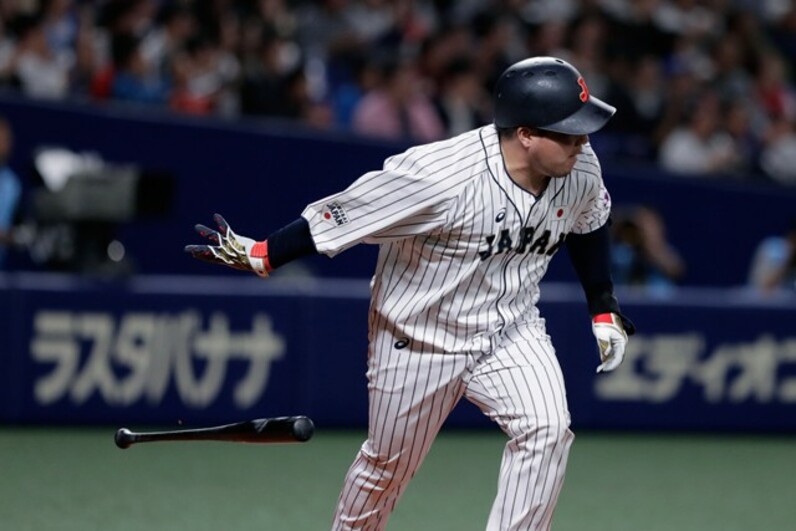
[2,273,794,432]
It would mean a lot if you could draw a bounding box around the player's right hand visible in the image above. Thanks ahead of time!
[184,213,270,277]
[591,312,629,373]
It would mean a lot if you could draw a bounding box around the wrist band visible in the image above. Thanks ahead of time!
[250,240,273,273]
[592,313,614,324]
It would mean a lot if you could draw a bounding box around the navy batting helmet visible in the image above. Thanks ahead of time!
[493,57,616,135]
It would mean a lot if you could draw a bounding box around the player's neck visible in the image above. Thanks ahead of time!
[525,173,552,195]
[501,139,550,195]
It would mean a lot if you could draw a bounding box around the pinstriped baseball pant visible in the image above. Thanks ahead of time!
[331,329,574,530]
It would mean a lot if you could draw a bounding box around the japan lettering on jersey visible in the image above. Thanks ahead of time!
[302,125,611,354]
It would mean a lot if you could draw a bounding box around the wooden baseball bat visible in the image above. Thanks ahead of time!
[114,416,314,449]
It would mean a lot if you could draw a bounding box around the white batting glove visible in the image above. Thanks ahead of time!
[185,214,270,277]
[591,313,628,373]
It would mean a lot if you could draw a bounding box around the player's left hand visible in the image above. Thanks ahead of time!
[591,313,631,373]
[184,213,270,277]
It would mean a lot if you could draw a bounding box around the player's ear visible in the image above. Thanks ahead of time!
[517,127,535,147]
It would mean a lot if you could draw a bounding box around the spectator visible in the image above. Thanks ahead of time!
[658,90,743,176]
[0,117,21,269]
[41,0,79,55]
[295,0,362,69]
[209,12,244,117]
[70,5,100,98]
[243,31,332,128]
[611,204,686,293]
[386,0,438,47]
[709,34,753,102]
[110,31,169,105]
[653,0,723,39]
[525,19,569,59]
[416,23,471,89]
[90,0,158,100]
[566,13,611,98]
[235,0,299,66]
[759,115,796,185]
[330,50,381,128]
[352,55,444,142]
[344,0,397,44]
[601,0,676,60]
[0,14,17,85]
[751,53,795,122]
[139,4,196,88]
[169,36,217,115]
[0,0,792,187]
[768,4,796,63]
[603,54,666,138]
[468,10,515,94]
[747,220,796,294]
[11,14,74,99]
[649,60,701,149]
[722,98,759,175]
[433,55,490,137]
[280,65,334,128]
[240,28,297,117]
[723,9,770,77]
[169,32,240,117]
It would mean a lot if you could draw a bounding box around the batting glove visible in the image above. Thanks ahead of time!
[184,214,270,277]
[591,313,629,373]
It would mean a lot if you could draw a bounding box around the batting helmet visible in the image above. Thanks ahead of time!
[493,57,616,135]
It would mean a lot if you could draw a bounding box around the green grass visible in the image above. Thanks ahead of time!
[0,428,793,530]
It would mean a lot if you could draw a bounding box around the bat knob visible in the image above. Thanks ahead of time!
[115,428,134,449]
[292,417,315,442]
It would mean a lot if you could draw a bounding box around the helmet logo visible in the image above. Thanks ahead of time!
[577,77,589,102]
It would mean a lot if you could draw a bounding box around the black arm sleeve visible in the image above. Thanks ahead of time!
[566,222,635,334]
[266,218,318,269]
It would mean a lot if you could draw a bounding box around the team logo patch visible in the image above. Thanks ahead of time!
[577,76,589,102]
[322,202,349,226]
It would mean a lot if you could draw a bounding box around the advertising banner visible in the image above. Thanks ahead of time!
[2,275,795,431]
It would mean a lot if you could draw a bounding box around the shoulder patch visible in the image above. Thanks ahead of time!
[322,202,350,226]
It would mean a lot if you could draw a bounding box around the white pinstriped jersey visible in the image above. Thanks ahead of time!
[302,125,611,354]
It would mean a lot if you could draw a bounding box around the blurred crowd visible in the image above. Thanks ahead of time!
[0,0,795,185]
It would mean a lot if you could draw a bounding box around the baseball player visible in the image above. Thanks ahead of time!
[186,56,634,530]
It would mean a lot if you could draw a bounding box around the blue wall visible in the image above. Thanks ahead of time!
[2,274,795,432]
[2,95,796,432]
[1,93,795,286]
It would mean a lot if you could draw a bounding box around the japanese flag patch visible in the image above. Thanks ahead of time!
[554,204,571,219]
[322,202,349,226]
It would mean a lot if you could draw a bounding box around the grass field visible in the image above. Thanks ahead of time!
[1,427,793,530]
